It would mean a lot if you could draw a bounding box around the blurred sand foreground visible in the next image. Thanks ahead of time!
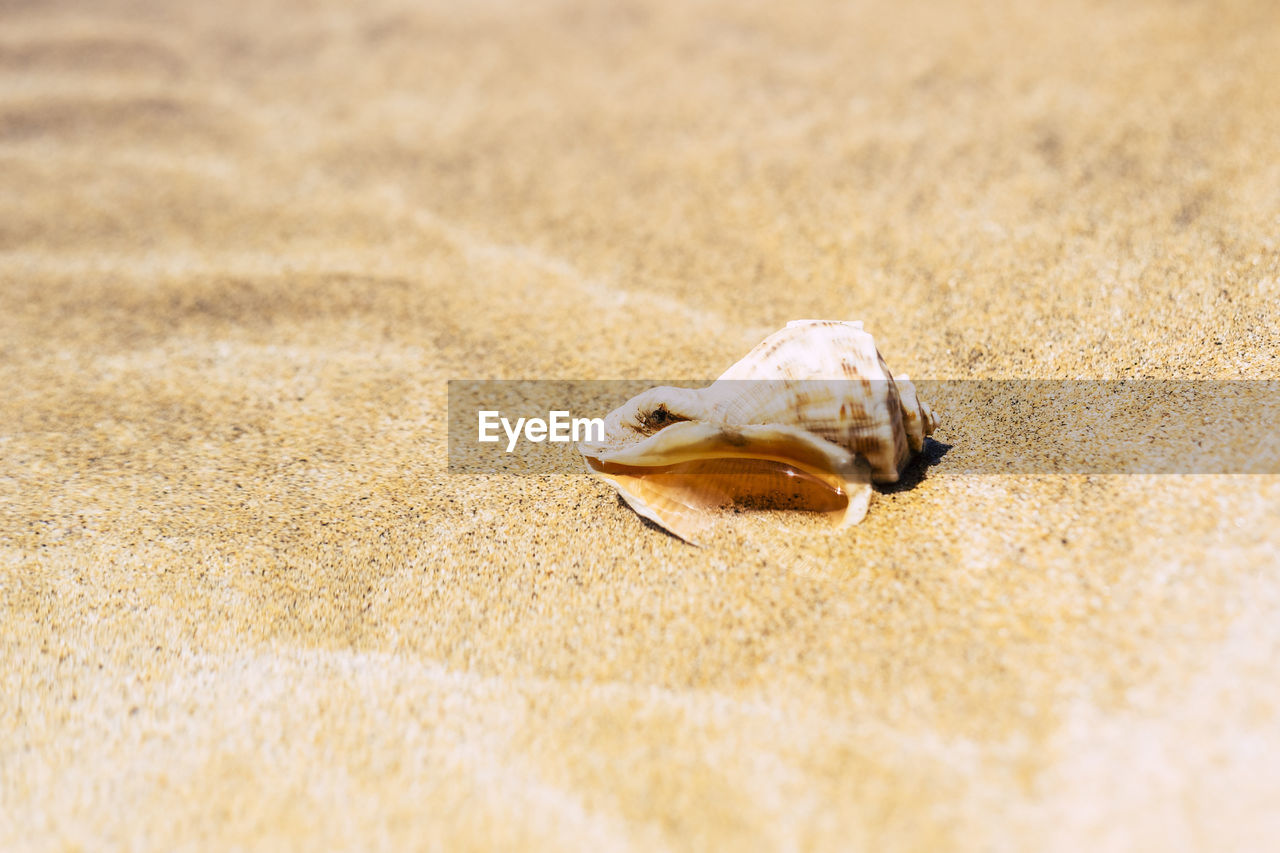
[2,0,1279,849]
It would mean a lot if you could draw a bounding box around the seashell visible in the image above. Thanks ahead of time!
[579,320,938,544]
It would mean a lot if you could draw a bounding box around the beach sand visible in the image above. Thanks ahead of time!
[2,0,1279,848]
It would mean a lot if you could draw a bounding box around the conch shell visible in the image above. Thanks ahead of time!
[578,320,938,544]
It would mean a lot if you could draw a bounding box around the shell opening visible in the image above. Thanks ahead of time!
[581,421,873,545]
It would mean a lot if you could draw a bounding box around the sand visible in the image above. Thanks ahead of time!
[2,0,1279,849]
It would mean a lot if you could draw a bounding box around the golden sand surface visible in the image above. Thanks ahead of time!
[3,0,1279,848]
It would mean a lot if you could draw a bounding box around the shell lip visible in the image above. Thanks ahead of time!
[578,420,858,471]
